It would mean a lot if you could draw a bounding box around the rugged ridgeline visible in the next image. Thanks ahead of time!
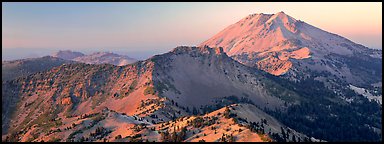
[52,50,137,66]
[200,12,382,103]
[2,46,311,142]
[2,56,75,82]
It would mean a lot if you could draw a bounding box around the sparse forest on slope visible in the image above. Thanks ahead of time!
[2,46,317,142]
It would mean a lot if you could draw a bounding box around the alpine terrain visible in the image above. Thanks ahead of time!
[1,12,382,142]
[2,46,313,142]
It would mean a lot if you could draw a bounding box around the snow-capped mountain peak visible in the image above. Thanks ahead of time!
[267,11,297,24]
[200,11,382,82]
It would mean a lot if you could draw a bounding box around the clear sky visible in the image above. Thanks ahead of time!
[2,2,382,60]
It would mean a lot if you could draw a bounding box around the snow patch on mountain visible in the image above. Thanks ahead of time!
[370,53,382,59]
[349,85,382,104]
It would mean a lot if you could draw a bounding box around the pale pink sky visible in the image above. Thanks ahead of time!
[2,2,382,60]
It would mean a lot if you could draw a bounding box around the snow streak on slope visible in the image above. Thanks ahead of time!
[349,85,382,104]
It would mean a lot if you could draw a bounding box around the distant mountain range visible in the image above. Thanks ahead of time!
[52,50,137,66]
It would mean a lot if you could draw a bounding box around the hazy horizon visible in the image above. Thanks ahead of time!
[2,2,382,61]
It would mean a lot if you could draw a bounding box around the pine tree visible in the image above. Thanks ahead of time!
[292,135,297,142]
[281,127,286,142]
[193,107,198,115]
[224,107,230,119]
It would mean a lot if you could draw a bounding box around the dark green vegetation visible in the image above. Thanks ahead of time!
[187,95,255,116]
[328,53,382,86]
[265,75,382,142]
[144,86,156,95]
[160,127,187,142]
